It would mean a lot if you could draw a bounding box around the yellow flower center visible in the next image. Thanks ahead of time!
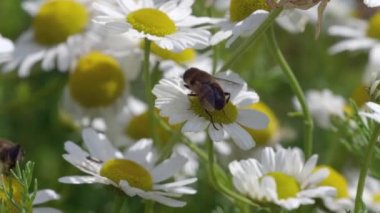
[314,166,349,199]
[100,159,153,191]
[229,0,270,22]
[372,193,380,203]
[148,41,196,63]
[266,172,300,199]
[69,51,126,108]
[33,0,89,46]
[189,97,238,124]
[367,12,380,39]
[127,8,176,36]
[244,102,278,145]
[0,176,30,213]
[125,110,179,143]
[351,85,369,107]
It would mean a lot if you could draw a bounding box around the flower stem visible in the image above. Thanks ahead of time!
[218,8,282,73]
[143,38,159,144]
[113,195,124,213]
[354,124,380,213]
[205,139,260,207]
[266,26,314,158]
[144,200,155,213]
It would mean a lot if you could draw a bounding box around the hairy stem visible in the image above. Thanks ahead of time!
[266,26,314,158]
[354,124,380,213]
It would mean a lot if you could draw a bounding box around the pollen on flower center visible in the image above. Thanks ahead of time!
[69,51,126,108]
[314,166,349,198]
[367,12,380,40]
[266,172,300,199]
[148,41,196,63]
[125,110,179,143]
[100,159,153,191]
[127,8,176,36]
[229,0,270,22]
[189,97,238,124]
[372,193,380,203]
[33,0,89,46]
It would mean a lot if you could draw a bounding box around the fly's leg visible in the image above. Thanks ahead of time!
[224,92,231,103]
[205,109,218,130]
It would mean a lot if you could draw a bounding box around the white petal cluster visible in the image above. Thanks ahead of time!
[293,89,346,128]
[229,147,336,210]
[153,71,269,150]
[60,128,197,207]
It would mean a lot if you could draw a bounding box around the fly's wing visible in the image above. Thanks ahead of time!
[200,84,217,111]
[214,71,246,99]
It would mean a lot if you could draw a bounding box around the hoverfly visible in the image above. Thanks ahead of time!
[183,67,243,129]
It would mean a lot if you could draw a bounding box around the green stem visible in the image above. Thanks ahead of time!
[218,8,282,73]
[354,124,380,213]
[266,26,314,158]
[113,196,124,213]
[144,200,154,213]
[143,38,159,145]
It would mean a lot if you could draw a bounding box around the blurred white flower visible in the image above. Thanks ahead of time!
[92,0,211,52]
[60,128,197,207]
[3,0,100,77]
[60,36,142,123]
[361,176,380,212]
[0,35,14,63]
[33,189,61,213]
[210,0,269,47]
[229,147,336,210]
[153,70,269,150]
[313,166,353,212]
[364,0,380,7]
[293,89,346,128]
[360,101,380,123]
[328,12,380,82]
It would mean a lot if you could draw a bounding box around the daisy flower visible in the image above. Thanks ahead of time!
[313,166,353,212]
[364,0,380,7]
[328,11,380,82]
[153,70,269,150]
[3,0,100,77]
[359,175,380,212]
[211,0,270,47]
[0,35,14,63]
[60,35,142,122]
[293,89,346,128]
[228,147,336,210]
[92,0,211,52]
[59,128,197,207]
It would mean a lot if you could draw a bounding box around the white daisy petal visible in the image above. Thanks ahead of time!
[33,189,60,205]
[104,21,131,34]
[152,154,187,182]
[58,176,106,184]
[181,116,208,132]
[364,0,380,7]
[208,124,224,142]
[82,128,121,161]
[224,123,255,150]
[237,109,269,130]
